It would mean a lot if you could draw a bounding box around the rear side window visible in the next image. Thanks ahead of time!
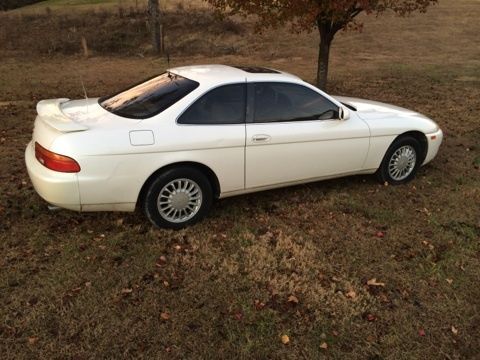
[254,82,338,123]
[99,73,199,119]
[178,84,246,125]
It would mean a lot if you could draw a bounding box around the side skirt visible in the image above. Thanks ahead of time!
[219,169,377,199]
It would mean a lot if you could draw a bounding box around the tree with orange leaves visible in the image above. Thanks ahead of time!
[206,0,438,90]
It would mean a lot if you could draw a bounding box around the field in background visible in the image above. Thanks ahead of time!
[4,0,207,13]
[0,0,479,358]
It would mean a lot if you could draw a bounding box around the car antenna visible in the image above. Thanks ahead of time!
[76,70,89,115]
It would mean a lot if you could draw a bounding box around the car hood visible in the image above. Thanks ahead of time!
[334,96,439,135]
[335,96,425,119]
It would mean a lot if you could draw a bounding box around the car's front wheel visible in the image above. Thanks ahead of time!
[377,136,422,185]
[143,167,213,229]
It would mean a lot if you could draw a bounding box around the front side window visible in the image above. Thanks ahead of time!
[254,82,339,123]
[99,73,199,119]
[178,84,246,125]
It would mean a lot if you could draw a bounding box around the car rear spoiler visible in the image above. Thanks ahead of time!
[36,98,89,132]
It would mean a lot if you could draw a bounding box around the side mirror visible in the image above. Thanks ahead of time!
[339,106,350,121]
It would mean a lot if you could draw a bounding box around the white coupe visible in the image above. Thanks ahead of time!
[25,65,443,228]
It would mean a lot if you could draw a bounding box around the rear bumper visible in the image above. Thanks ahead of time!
[25,141,81,211]
[423,129,443,165]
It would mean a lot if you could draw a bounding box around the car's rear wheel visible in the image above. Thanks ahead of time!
[143,167,213,229]
[377,136,422,185]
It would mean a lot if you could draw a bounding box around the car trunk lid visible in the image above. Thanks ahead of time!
[33,98,112,149]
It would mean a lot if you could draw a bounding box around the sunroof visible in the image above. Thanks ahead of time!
[234,66,280,74]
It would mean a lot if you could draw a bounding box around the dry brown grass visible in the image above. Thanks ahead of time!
[0,6,244,56]
[4,0,209,14]
[0,0,479,358]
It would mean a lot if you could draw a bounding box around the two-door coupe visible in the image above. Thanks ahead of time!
[25,65,443,228]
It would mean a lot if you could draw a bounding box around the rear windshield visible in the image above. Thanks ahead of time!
[99,72,199,119]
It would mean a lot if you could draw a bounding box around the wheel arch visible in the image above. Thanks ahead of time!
[393,131,428,163]
[137,161,221,208]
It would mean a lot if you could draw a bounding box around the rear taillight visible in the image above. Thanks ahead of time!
[34,142,81,173]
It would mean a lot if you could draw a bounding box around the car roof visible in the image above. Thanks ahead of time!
[169,64,302,86]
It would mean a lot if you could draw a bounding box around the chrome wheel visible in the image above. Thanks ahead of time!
[388,145,417,181]
[157,178,202,223]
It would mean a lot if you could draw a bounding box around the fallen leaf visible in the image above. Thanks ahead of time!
[446,278,453,284]
[160,312,170,320]
[346,290,356,299]
[366,335,376,342]
[287,295,299,304]
[234,312,243,321]
[254,299,265,310]
[320,342,328,350]
[28,336,38,345]
[281,335,290,345]
[366,314,376,322]
[156,256,167,267]
[375,231,385,238]
[174,245,181,251]
[451,326,458,335]
[418,328,426,337]
[367,278,385,287]
[121,288,133,294]
[84,281,92,287]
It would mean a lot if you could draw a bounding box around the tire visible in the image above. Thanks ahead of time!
[376,136,422,185]
[143,167,213,229]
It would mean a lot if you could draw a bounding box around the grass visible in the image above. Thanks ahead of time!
[0,0,479,358]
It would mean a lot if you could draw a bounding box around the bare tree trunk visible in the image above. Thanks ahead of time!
[148,0,161,54]
[316,21,335,91]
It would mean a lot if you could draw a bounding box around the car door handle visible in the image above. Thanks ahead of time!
[252,134,271,142]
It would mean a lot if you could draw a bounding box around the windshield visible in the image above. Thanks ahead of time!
[99,72,199,119]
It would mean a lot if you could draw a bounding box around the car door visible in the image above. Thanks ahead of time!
[175,83,247,193]
[245,82,370,189]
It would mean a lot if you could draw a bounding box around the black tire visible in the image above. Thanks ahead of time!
[376,136,422,185]
[143,166,213,229]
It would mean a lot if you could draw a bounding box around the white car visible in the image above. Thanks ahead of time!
[25,65,443,229]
